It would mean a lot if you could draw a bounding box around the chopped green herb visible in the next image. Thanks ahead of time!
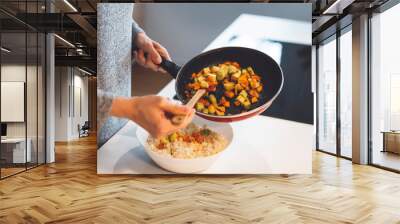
[200,128,211,136]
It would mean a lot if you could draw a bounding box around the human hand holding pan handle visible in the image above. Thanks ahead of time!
[157,47,284,123]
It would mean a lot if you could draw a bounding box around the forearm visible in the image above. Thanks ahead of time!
[109,96,138,121]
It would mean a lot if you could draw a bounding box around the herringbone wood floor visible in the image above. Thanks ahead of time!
[1,135,400,224]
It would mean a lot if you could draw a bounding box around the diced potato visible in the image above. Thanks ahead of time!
[236,95,246,104]
[256,85,263,93]
[250,79,260,89]
[211,66,220,73]
[235,83,243,94]
[209,94,217,104]
[251,96,258,103]
[216,72,225,81]
[207,73,217,82]
[223,82,235,91]
[202,108,209,114]
[203,67,210,74]
[197,76,205,82]
[247,67,255,75]
[228,65,238,74]
[195,102,204,111]
[239,90,248,98]
[200,81,209,88]
[231,71,241,81]
[242,99,251,109]
[208,105,216,114]
[216,110,224,116]
[217,67,228,81]
[168,133,178,142]
[160,137,168,144]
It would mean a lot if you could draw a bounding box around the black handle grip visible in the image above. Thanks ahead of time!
[159,58,181,79]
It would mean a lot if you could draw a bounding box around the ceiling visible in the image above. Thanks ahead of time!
[311,0,390,43]
[1,0,98,73]
[0,0,394,73]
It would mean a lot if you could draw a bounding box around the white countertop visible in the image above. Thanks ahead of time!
[98,14,313,174]
[1,138,29,143]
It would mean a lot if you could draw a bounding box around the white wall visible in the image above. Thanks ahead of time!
[312,45,316,150]
[72,73,89,138]
[54,67,89,141]
[1,64,46,163]
[133,3,310,65]
[1,64,42,138]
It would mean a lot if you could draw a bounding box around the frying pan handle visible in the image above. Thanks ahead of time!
[159,58,181,79]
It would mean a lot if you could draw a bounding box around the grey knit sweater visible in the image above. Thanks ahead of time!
[97,4,143,148]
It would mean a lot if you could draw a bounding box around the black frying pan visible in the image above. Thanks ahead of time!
[159,46,284,122]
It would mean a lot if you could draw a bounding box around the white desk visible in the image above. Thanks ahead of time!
[1,138,31,163]
[98,14,313,174]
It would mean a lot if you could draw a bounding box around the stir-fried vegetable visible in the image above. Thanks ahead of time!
[185,61,264,116]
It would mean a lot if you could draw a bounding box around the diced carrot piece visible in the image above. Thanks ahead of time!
[224,91,235,98]
[232,62,240,68]
[223,101,230,107]
[157,142,166,149]
[199,98,210,106]
[249,90,259,98]
[220,96,227,104]
[238,76,249,87]
[198,98,207,104]
[252,75,261,81]
[207,85,217,92]
[251,97,258,103]
[193,83,200,90]
[234,100,240,106]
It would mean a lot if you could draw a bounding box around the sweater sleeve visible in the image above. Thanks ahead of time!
[132,19,144,42]
[97,89,115,131]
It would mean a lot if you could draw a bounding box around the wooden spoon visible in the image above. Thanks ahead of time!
[171,89,206,125]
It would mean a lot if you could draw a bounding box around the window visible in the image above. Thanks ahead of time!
[339,27,352,158]
[317,36,337,154]
[370,3,400,171]
[0,1,47,179]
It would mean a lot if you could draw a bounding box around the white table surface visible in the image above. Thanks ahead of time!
[1,137,32,163]
[1,138,26,143]
[98,14,313,174]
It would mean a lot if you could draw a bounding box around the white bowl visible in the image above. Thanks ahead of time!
[136,116,233,173]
